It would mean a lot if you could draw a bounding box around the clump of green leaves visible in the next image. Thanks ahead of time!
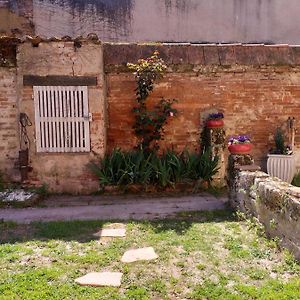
[270,128,292,155]
[274,128,285,154]
[292,171,300,187]
[0,171,6,192]
[91,148,219,188]
[128,51,178,152]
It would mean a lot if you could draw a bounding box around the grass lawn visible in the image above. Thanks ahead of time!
[0,210,299,300]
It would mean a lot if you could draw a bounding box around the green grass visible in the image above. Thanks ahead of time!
[0,211,299,299]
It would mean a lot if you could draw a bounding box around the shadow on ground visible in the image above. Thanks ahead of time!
[0,209,236,244]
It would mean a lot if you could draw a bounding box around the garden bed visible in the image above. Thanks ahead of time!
[97,181,212,195]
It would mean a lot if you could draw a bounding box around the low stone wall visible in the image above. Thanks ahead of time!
[230,170,300,260]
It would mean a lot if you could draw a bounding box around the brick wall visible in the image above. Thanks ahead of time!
[2,40,300,193]
[105,44,300,168]
[17,41,107,194]
[0,67,19,181]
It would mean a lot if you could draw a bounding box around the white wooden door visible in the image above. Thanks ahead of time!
[33,86,90,153]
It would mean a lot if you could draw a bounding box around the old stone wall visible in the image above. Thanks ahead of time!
[16,41,107,194]
[0,67,19,181]
[105,44,300,168]
[2,40,300,193]
[231,170,300,260]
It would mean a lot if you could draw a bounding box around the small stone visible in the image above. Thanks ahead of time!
[121,247,158,263]
[75,272,122,287]
[93,228,126,237]
[288,186,300,197]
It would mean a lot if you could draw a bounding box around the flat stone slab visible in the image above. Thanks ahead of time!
[121,247,158,263]
[93,228,126,237]
[93,223,126,238]
[105,223,126,229]
[75,272,123,287]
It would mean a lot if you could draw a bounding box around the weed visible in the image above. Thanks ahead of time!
[0,171,4,192]
[269,218,277,230]
[292,171,300,187]
[244,267,268,280]
[196,263,206,270]
[125,286,149,300]
[32,184,49,198]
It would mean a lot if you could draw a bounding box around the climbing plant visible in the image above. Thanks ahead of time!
[127,51,178,152]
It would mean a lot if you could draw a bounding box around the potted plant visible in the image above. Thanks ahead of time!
[206,112,224,128]
[267,128,295,183]
[228,135,253,154]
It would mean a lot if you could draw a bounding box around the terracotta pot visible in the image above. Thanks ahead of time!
[206,119,224,128]
[267,154,296,183]
[228,143,253,154]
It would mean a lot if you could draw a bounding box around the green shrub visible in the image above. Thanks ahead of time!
[292,172,300,187]
[91,148,219,188]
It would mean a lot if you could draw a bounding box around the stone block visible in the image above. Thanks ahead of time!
[121,247,158,263]
[75,272,123,287]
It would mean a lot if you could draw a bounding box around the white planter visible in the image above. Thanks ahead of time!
[267,154,296,183]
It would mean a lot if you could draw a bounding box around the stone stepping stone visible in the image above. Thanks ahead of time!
[93,228,126,238]
[93,223,126,238]
[75,272,123,287]
[121,247,158,263]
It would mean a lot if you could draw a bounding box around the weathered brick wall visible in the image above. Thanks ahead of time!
[3,41,300,193]
[0,67,19,181]
[17,41,107,194]
[104,44,300,168]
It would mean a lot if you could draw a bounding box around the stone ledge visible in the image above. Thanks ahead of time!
[103,43,300,67]
[230,170,300,260]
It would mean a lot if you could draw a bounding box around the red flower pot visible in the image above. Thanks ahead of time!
[206,119,224,128]
[228,143,253,155]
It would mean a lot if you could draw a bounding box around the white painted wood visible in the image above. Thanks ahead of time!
[33,86,90,153]
[33,87,41,152]
[63,87,68,151]
[82,86,90,152]
[43,87,49,151]
[78,88,83,149]
[74,90,79,150]
[70,89,75,151]
[58,86,64,151]
[267,154,296,183]
[40,88,45,150]
[51,87,57,150]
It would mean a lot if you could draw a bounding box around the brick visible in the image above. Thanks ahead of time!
[106,66,300,163]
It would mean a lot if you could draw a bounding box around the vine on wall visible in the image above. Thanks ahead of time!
[127,51,178,152]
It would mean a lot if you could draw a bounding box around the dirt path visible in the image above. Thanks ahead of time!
[0,194,228,223]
